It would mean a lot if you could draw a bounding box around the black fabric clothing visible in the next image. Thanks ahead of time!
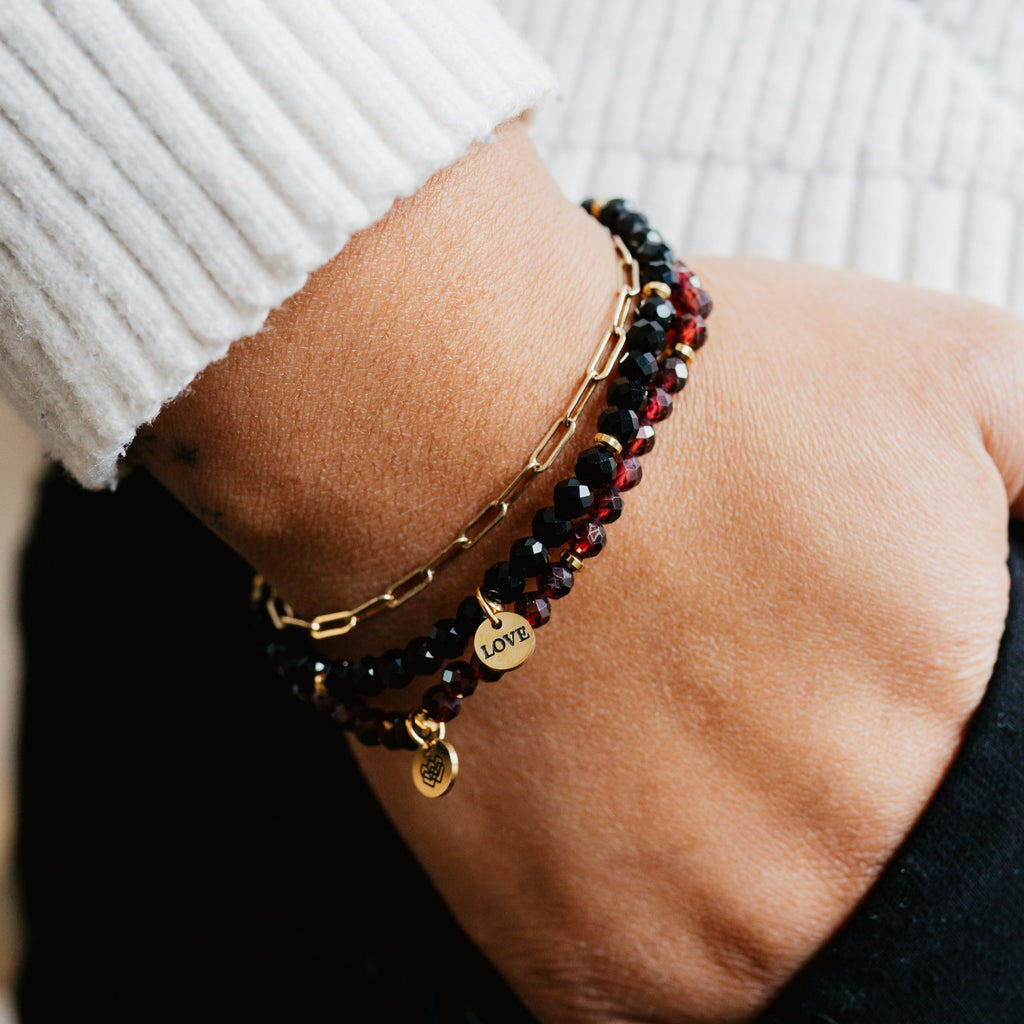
[13,467,1024,1022]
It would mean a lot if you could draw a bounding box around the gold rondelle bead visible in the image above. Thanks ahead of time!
[561,552,584,572]
[594,432,623,455]
[313,673,329,700]
[641,281,672,299]
[672,342,696,363]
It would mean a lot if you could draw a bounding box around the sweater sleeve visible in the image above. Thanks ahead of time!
[0,0,555,489]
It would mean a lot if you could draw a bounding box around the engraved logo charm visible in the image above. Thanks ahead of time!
[411,738,458,798]
[473,611,536,672]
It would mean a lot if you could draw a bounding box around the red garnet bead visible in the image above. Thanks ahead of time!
[591,488,624,523]
[614,456,643,491]
[441,660,477,699]
[423,684,462,722]
[627,421,656,456]
[470,653,503,683]
[514,591,552,628]
[673,265,713,318]
[642,386,673,423]
[668,312,707,351]
[570,517,607,559]
[538,564,574,599]
[353,707,383,746]
[379,712,415,750]
[657,356,689,394]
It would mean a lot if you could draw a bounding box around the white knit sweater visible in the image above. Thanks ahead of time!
[1,0,1022,489]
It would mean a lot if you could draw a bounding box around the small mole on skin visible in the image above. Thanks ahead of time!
[174,443,200,467]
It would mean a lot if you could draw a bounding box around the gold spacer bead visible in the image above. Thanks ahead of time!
[587,196,609,217]
[313,673,329,700]
[672,342,696,363]
[561,552,584,572]
[594,432,623,455]
[641,281,672,299]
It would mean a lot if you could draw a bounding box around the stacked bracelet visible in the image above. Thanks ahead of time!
[253,198,712,798]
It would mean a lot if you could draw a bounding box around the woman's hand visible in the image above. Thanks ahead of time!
[138,120,1024,1023]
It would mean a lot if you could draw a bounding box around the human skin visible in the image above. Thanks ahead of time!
[139,120,1024,1022]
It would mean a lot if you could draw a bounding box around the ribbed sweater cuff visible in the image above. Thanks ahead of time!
[0,0,555,488]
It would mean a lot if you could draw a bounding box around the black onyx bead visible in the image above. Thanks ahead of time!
[429,617,467,659]
[532,506,573,547]
[378,648,412,690]
[625,318,667,356]
[353,656,386,696]
[642,260,680,288]
[482,561,526,603]
[509,536,549,577]
[636,296,675,327]
[324,658,354,698]
[265,641,290,668]
[575,445,617,488]
[423,685,462,723]
[455,595,486,635]
[618,349,660,384]
[552,477,593,519]
[538,563,574,599]
[441,660,477,699]
[636,239,673,268]
[405,636,443,676]
[615,211,650,248]
[277,654,328,699]
[596,407,640,444]
[606,379,647,412]
[597,197,638,229]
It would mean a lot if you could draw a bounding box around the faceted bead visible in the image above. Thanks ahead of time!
[553,478,593,519]
[423,684,462,723]
[625,318,667,356]
[575,445,617,488]
[667,312,707,351]
[331,694,364,731]
[455,594,486,635]
[597,197,638,229]
[532,506,573,547]
[353,707,383,746]
[353,655,386,696]
[674,267,713,318]
[606,380,648,412]
[627,421,656,456]
[264,640,290,668]
[429,617,466,659]
[636,296,675,327]
[642,386,674,423]
[441,660,477,699]
[614,456,643,491]
[509,536,549,577]
[470,654,503,683]
[596,407,640,446]
[538,563,574,599]
[482,560,526,603]
[570,518,607,559]
[378,648,412,690]
[405,635,443,676]
[378,712,407,750]
[591,488,624,523]
[278,654,328,700]
[614,211,650,247]
[312,686,338,715]
[642,260,680,288]
[324,658,354,699]
[515,591,552,628]
[617,349,659,384]
[657,356,689,394]
[636,238,673,268]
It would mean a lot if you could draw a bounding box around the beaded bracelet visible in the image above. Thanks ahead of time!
[253,198,712,798]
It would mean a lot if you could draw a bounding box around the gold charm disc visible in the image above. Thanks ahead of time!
[412,738,458,798]
[473,612,536,672]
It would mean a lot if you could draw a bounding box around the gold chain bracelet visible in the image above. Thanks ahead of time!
[260,236,641,640]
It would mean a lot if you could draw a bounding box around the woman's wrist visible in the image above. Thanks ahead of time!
[136,119,620,629]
